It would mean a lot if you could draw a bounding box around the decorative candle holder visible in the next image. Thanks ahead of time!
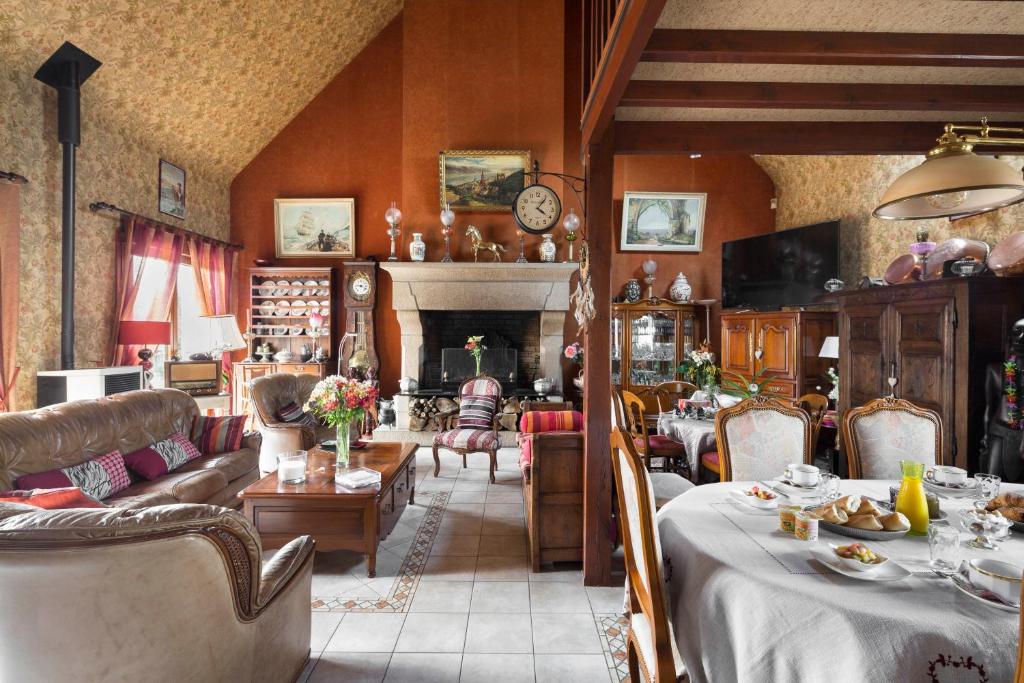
[242,327,256,363]
[440,203,455,263]
[909,229,937,281]
[642,259,657,298]
[385,201,402,261]
[277,450,308,485]
[563,208,580,263]
[515,230,529,264]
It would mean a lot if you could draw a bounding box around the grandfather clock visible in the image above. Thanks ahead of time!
[339,260,379,381]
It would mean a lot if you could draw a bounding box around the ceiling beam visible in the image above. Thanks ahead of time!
[642,29,1024,67]
[580,0,667,149]
[613,120,1024,155]
[621,80,1024,111]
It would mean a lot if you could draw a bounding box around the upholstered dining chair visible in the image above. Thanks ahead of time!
[433,375,502,483]
[610,427,686,682]
[714,393,813,482]
[651,380,699,414]
[613,391,694,508]
[842,396,942,479]
[614,389,690,477]
[795,393,829,445]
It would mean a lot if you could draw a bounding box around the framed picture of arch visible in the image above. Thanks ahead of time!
[620,191,707,253]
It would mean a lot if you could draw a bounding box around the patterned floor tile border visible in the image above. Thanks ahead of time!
[597,613,631,682]
[310,490,449,613]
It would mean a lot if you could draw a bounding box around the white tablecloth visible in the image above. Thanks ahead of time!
[656,480,1024,683]
[657,414,716,472]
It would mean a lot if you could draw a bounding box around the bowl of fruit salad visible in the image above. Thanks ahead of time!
[831,543,888,572]
[739,484,778,509]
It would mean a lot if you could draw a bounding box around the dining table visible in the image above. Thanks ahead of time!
[656,413,716,473]
[656,479,1024,683]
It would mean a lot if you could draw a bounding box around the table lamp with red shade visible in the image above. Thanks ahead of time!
[118,320,171,388]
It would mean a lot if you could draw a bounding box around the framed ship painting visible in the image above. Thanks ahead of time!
[439,149,530,212]
[158,159,186,219]
[274,198,355,258]
[620,191,707,253]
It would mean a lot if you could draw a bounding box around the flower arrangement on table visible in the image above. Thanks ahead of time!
[563,342,584,366]
[465,335,485,376]
[825,366,839,402]
[677,346,720,390]
[308,375,378,473]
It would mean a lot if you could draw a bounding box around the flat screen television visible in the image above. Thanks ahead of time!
[721,220,840,310]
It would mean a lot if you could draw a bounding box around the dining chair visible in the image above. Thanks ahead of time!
[610,427,686,682]
[842,396,942,479]
[613,389,690,477]
[795,393,829,445]
[714,393,813,482]
[613,391,694,508]
[432,375,502,483]
[1016,579,1024,683]
[651,380,699,414]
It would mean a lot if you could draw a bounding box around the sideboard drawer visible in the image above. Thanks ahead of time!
[762,380,797,400]
[276,363,326,376]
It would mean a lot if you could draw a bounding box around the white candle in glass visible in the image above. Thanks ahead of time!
[279,460,305,483]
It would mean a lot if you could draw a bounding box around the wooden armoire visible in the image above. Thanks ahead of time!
[720,310,836,400]
[837,278,1024,472]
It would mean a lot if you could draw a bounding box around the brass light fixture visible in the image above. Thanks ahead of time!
[874,119,1024,220]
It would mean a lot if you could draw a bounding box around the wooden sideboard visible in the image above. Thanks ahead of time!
[837,278,1024,472]
[720,310,836,400]
[231,361,330,416]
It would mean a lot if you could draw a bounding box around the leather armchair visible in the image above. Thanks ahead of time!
[250,373,334,473]
[0,502,314,683]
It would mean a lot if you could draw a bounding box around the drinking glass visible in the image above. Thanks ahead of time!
[818,473,840,501]
[975,474,1000,501]
[928,522,961,576]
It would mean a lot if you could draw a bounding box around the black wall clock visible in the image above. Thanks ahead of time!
[513,183,562,234]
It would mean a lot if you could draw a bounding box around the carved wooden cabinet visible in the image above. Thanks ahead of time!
[838,278,1024,472]
[720,310,836,401]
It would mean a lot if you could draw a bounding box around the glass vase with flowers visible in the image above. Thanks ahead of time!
[465,335,485,376]
[307,375,378,479]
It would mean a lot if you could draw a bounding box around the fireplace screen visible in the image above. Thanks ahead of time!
[441,348,517,388]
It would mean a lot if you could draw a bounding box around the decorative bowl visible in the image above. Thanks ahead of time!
[831,543,888,572]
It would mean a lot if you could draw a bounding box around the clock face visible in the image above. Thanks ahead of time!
[514,184,562,234]
[349,272,372,301]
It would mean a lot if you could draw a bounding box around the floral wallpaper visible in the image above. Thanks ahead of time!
[755,154,1024,285]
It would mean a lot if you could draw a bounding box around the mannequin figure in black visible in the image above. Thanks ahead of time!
[981,318,1024,482]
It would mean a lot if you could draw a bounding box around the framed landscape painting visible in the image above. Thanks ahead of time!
[158,159,186,219]
[274,198,355,258]
[620,191,707,253]
[439,149,530,212]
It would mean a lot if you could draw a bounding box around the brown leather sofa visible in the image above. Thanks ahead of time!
[0,501,313,682]
[250,373,333,473]
[0,388,259,508]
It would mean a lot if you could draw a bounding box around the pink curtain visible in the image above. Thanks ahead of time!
[188,236,239,386]
[109,216,184,366]
[0,184,20,411]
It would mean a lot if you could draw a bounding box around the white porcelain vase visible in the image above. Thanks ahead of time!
[409,233,426,262]
[670,272,692,302]
[539,234,557,263]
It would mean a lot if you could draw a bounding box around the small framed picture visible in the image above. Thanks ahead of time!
[439,149,530,212]
[158,159,186,219]
[274,198,355,258]
[620,191,707,253]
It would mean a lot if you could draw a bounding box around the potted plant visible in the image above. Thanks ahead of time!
[307,375,378,477]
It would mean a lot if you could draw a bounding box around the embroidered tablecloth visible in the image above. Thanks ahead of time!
[657,414,716,472]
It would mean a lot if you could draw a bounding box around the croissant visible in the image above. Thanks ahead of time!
[987,493,1024,511]
[854,498,882,517]
[997,507,1024,523]
[878,512,910,532]
[836,495,862,515]
[845,514,884,531]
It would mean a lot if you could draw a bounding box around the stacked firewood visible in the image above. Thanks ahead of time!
[407,395,528,432]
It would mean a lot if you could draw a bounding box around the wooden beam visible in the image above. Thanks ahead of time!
[642,29,1024,68]
[613,120,1024,155]
[621,80,1024,112]
[582,122,614,587]
[581,0,667,148]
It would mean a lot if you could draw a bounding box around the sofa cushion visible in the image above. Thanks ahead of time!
[519,410,583,433]
[123,433,203,481]
[177,448,258,483]
[0,487,107,510]
[16,451,131,501]
[190,415,247,455]
[106,469,228,508]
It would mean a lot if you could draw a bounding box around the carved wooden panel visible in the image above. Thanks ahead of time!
[891,297,953,430]
[756,316,797,380]
[721,316,754,377]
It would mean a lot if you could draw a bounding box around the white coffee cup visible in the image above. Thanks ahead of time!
[785,463,819,487]
[932,465,968,486]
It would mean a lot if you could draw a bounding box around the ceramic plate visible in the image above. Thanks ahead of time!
[275,301,291,316]
[923,477,981,499]
[291,300,307,316]
[289,326,304,336]
[274,279,290,296]
[951,569,1019,612]
[769,479,823,500]
[259,301,275,317]
[273,326,289,336]
[258,281,276,297]
[818,519,908,542]
[809,545,910,581]
[730,489,778,510]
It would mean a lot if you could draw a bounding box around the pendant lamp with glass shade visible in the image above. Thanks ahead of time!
[873,120,1024,220]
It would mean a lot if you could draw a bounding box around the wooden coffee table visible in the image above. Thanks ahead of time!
[238,442,417,577]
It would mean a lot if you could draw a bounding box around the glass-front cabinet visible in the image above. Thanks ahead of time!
[611,299,703,413]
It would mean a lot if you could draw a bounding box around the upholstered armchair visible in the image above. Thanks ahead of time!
[0,502,314,682]
[433,375,502,483]
[714,393,813,482]
[250,373,334,473]
[843,396,942,479]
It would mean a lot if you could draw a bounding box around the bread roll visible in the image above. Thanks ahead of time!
[837,495,862,515]
[854,498,882,517]
[878,512,910,532]
[845,514,884,531]
[818,504,849,525]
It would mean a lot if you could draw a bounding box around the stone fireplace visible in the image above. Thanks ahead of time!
[374,262,577,445]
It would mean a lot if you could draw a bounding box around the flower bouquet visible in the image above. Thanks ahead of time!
[465,335,485,376]
[678,346,720,391]
[308,375,378,476]
[563,342,584,366]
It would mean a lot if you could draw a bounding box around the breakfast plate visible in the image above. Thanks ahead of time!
[809,544,910,581]
[923,477,980,499]
[769,479,822,499]
[951,569,1019,612]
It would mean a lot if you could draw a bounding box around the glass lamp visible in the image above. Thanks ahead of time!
[440,203,455,263]
[562,208,580,262]
[385,201,402,261]
[642,259,657,299]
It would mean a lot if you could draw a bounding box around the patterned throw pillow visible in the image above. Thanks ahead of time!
[16,451,131,501]
[456,394,497,429]
[123,433,203,481]
[190,415,247,455]
[276,402,305,422]
[519,410,584,433]
[0,487,107,509]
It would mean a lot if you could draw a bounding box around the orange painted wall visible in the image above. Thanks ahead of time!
[611,155,777,354]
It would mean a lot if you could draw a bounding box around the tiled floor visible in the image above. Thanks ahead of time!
[296,446,625,683]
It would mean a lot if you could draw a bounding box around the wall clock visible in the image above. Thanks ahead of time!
[513,183,562,234]
[340,260,379,380]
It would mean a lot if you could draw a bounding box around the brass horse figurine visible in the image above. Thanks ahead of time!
[465,225,506,262]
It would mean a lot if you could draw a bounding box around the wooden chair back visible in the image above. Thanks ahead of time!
[842,396,942,479]
[613,389,652,468]
[610,427,677,682]
[1016,578,1024,683]
[795,393,829,444]
[714,393,813,482]
[652,381,699,415]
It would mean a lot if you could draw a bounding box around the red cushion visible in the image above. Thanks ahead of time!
[648,434,687,457]
[519,436,533,473]
[0,487,107,509]
[519,410,584,433]
[700,450,720,473]
[16,451,130,500]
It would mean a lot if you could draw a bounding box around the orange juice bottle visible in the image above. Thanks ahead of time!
[895,460,929,536]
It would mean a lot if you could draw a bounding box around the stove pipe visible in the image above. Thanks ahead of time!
[34,42,101,370]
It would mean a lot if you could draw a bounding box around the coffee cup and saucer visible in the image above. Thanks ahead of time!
[783,463,820,488]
